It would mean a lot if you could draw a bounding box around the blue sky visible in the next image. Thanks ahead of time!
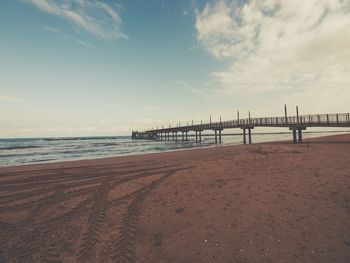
[1,0,350,137]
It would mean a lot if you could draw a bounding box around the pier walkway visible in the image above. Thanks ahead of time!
[132,109,350,144]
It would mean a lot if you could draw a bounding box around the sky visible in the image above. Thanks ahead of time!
[1,0,350,137]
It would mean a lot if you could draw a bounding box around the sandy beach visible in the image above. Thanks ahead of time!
[0,134,350,262]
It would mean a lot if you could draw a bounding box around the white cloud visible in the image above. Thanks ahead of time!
[41,24,93,47]
[74,39,93,47]
[28,0,126,40]
[41,25,60,32]
[195,0,350,110]
[177,80,206,96]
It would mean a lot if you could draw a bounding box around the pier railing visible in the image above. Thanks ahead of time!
[147,113,350,133]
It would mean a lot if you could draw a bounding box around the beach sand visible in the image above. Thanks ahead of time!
[0,134,350,262]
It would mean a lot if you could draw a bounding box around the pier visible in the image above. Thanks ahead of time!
[132,106,350,144]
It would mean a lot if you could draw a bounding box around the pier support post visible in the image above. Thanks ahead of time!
[219,129,222,144]
[185,132,188,141]
[241,127,254,144]
[248,128,252,144]
[195,131,198,143]
[298,129,303,143]
[243,128,246,144]
[214,130,217,144]
[182,132,184,141]
[290,127,306,143]
[292,130,297,143]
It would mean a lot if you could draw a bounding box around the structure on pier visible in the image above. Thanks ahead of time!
[132,107,350,145]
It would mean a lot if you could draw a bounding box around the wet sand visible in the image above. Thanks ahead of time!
[0,134,350,262]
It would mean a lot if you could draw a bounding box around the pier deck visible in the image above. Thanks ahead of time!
[132,112,350,144]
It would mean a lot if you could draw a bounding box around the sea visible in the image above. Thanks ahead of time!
[0,129,349,167]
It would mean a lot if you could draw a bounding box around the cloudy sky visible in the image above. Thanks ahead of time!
[1,0,350,137]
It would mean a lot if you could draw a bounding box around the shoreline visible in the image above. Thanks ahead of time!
[1,134,350,262]
[1,132,348,170]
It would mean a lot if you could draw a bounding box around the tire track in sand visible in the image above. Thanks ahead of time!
[112,171,175,263]
[78,177,111,261]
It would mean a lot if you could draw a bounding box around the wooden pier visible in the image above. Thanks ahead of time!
[132,107,350,144]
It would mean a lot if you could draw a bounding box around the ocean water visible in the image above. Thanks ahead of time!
[0,130,349,167]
